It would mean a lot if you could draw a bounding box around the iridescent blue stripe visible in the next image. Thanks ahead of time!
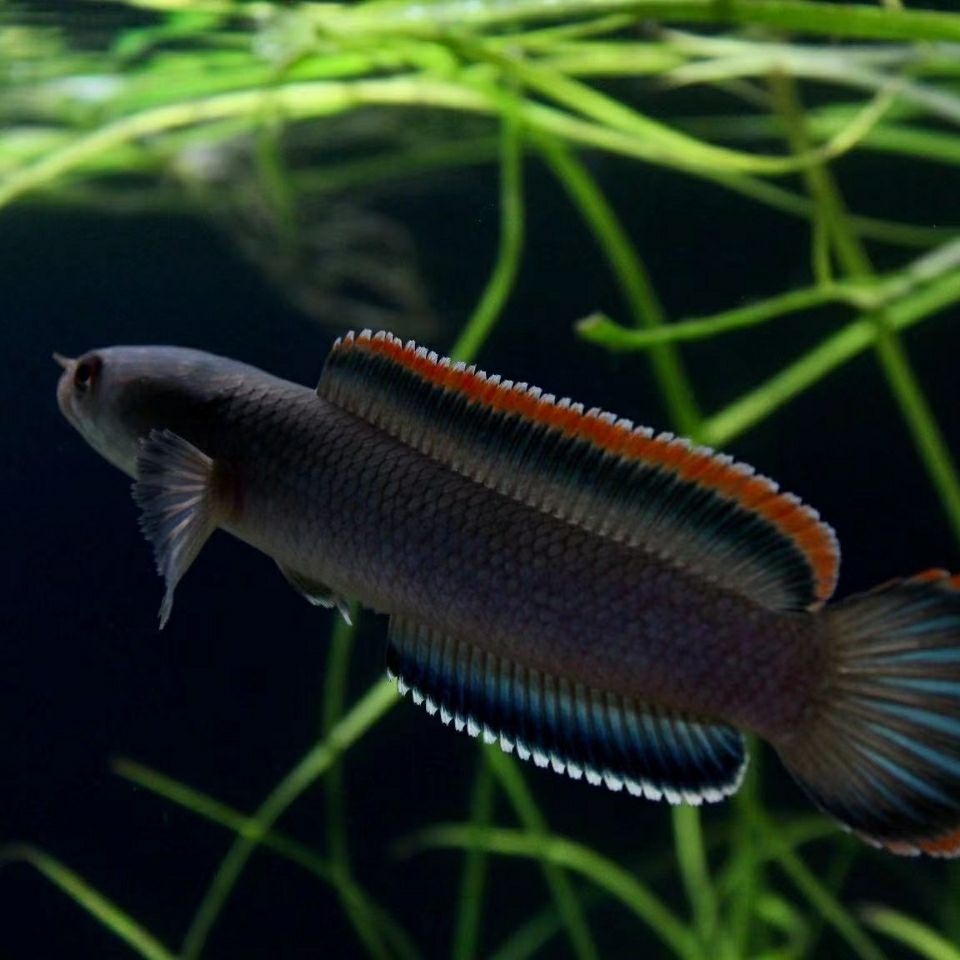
[871,700,960,737]
[869,722,960,780]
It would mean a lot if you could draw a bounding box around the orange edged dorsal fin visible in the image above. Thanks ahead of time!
[132,429,221,629]
[917,826,960,857]
[318,330,839,611]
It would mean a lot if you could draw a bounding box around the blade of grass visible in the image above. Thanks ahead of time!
[577,284,864,350]
[683,113,960,170]
[488,904,566,960]
[755,816,886,960]
[485,748,600,960]
[319,610,395,960]
[672,805,721,954]
[754,892,810,957]
[0,77,491,214]
[451,756,496,960]
[399,824,702,960]
[582,234,960,351]
[862,907,960,960]
[451,105,525,361]
[723,744,763,957]
[112,758,422,960]
[803,842,861,959]
[2,69,945,257]
[335,1,960,56]
[463,38,894,177]
[180,676,400,960]
[709,168,951,248]
[322,610,357,866]
[0,845,176,960]
[771,71,960,545]
[698,267,960,447]
[536,132,700,436]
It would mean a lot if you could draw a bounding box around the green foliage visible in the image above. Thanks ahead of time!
[3,0,960,957]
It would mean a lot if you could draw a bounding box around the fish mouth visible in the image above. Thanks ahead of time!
[54,352,78,424]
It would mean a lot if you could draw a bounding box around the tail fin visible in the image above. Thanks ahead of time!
[777,569,960,856]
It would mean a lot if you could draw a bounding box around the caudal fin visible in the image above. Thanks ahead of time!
[777,570,960,856]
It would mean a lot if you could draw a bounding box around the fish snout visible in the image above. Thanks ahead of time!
[54,353,78,422]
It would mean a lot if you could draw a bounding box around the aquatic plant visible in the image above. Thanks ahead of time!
[3,0,960,957]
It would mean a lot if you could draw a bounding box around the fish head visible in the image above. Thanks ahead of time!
[55,345,222,478]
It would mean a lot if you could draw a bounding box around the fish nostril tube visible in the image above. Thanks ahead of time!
[53,352,74,371]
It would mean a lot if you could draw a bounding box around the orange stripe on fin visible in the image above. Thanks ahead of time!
[909,568,951,585]
[320,330,841,610]
[918,827,960,857]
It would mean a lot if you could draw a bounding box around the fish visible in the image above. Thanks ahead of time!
[55,331,960,856]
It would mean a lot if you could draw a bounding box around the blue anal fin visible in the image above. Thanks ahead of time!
[386,616,747,805]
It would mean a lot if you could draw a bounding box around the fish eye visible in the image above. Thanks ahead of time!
[74,355,102,393]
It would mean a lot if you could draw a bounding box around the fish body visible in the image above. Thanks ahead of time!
[56,333,960,853]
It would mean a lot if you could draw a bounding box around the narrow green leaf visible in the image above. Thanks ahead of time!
[0,845,175,960]
[863,907,960,960]
[401,824,701,960]
[180,678,400,960]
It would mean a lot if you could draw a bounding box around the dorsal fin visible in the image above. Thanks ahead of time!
[387,616,747,804]
[318,330,840,611]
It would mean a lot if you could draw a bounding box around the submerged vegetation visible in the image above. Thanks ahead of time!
[3,0,960,957]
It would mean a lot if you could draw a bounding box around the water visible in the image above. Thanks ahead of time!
[4,5,960,958]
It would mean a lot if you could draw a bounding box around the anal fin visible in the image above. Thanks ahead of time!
[387,616,747,805]
[277,562,352,625]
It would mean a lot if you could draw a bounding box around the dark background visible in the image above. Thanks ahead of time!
[3,120,959,957]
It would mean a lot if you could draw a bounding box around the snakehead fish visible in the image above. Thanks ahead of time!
[55,331,960,856]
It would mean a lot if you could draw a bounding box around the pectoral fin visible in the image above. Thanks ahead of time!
[132,429,221,629]
[277,562,352,625]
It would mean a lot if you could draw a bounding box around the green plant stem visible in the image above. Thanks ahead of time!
[683,113,960,170]
[725,745,762,957]
[804,844,860,959]
[0,846,176,960]
[485,749,600,960]
[756,818,885,960]
[112,758,422,960]
[672,806,719,953]
[578,284,861,349]
[488,907,567,960]
[334,0,960,43]
[581,232,960,349]
[180,677,399,960]
[700,251,960,447]
[451,108,525,361]
[402,824,701,960]
[322,613,357,870]
[771,72,960,545]
[862,907,960,960]
[537,133,700,436]
[471,38,894,172]
[0,67,897,219]
[319,611,393,960]
[452,757,496,960]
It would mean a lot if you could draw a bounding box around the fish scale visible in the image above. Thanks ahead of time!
[208,381,817,737]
